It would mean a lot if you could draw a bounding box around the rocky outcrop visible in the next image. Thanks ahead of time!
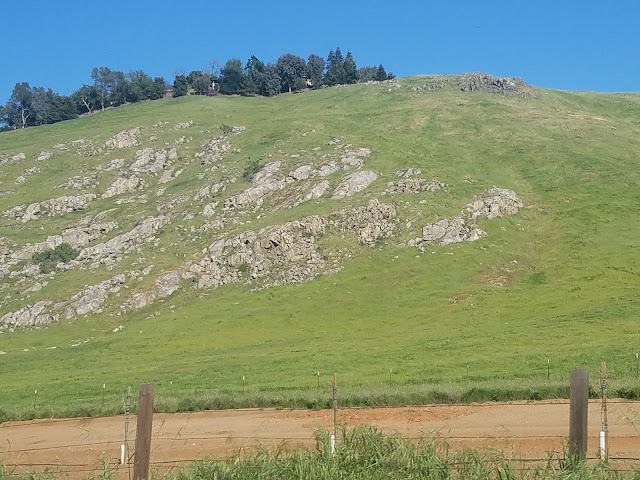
[0,274,127,329]
[383,178,446,195]
[2,194,96,223]
[330,199,397,246]
[103,158,126,172]
[188,215,327,292]
[340,147,371,169]
[0,153,25,167]
[396,168,422,178]
[0,301,55,328]
[422,218,485,245]
[0,216,117,277]
[196,137,231,165]
[418,187,523,246]
[36,151,55,162]
[462,187,523,221]
[457,73,533,97]
[102,176,146,199]
[131,147,177,175]
[65,274,126,319]
[175,121,193,129]
[77,216,170,266]
[57,175,99,190]
[104,128,141,149]
[288,165,313,181]
[224,162,286,210]
[195,127,244,165]
[15,167,40,185]
[155,272,180,297]
[332,171,378,199]
[194,181,228,201]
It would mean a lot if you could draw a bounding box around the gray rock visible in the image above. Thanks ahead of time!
[331,199,397,246]
[102,176,146,199]
[0,300,55,327]
[463,187,523,220]
[288,165,312,181]
[57,175,99,190]
[396,168,422,178]
[457,73,533,97]
[420,187,522,247]
[130,147,177,175]
[316,163,340,177]
[104,128,142,149]
[65,274,126,319]
[384,178,446,195]
[36,151,55,162]
[224,162,285,209]
[340,147,371,169]
[155,272,180,298]
[422,218,485,245]
[332,171,378,199]
[77,216,170,265]
[3,194,96,223]
[104,158,126,171]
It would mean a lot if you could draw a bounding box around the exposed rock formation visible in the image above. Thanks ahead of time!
[457,73,533,97]
[332,171,378,199]
[419,187,523,246]
[36,151,55,162]
[195,127,244,165]
[384,178,446,195]
[65,274,126,319]
[77,216,170,266]
[104,128,141,149]
[103,158,126,172]
[130,147,177,175]
[396,168,422,178]
[330,199,397,246]
[0,153,25,167]
[102,176,146,199]
[224,162,286,210]
[0,301,55,328]
[57,175,99,190]
[2,194,96,223]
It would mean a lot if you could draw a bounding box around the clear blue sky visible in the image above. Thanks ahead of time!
[1,0,638,102]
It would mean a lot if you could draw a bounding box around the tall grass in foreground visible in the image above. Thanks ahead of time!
[165,427,636,480]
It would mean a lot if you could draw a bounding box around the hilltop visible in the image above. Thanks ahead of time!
[1,74,640,418]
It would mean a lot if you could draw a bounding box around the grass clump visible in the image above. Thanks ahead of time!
[31,243,79,273]
[165,427,634,480]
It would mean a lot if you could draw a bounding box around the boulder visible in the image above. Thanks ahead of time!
[102,176,145,199]
[131,147,177,175]
[104,128,141,149]
[332,171,378,199]
[155,272,180,298]
[396,168,422,178]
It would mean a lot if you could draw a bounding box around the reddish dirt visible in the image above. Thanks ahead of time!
[2,400,640,478]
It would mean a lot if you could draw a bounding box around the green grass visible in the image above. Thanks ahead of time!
[1,77,640,420]
[166,427,638,480]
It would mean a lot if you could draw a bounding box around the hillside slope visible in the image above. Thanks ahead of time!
[1,75,640,416]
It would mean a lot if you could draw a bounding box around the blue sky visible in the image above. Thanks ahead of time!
[1,0,638,102]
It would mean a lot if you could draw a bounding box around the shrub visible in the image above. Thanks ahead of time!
[32,243,79,273]
[243,158,264,182]
[220,124,234,135]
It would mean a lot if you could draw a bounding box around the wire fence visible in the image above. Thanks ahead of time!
[3,399,640,477]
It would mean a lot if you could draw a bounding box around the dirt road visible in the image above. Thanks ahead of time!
[2,400,640,478]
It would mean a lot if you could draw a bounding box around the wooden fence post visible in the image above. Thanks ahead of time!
[569,368,589,460]
[133,384,155,480]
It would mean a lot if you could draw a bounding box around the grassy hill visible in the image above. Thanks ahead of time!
[1,76,640,420]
